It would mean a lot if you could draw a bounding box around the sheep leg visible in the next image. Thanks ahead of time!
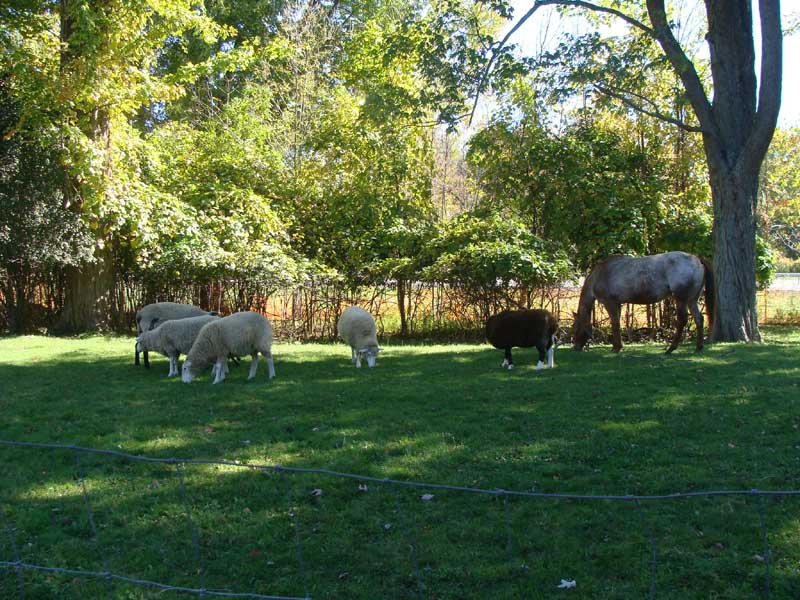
[355,352,362,368]
[547,334,555,368]
[351,348,357,364]
[167,355,176,377]
[212,357,227,384]
[536,346,546,370]
[266,352,275,379]
[248,352,259,380]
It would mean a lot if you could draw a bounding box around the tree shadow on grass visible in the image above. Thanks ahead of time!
[2,337,800,598]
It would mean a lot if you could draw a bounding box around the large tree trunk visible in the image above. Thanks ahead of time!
[708,163,761,341]
[51,244,114,334]
[397,278,408,336]
[645,0,781,343]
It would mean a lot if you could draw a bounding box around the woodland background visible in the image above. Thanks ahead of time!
[1,1,798,337]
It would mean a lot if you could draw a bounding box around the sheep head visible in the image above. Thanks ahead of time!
[181,360,195,383]
[359,346,381,368]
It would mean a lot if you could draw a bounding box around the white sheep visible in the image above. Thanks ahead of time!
[135,302,218,367]
[337,306,381,368]
[181,311,275,384]
[135,314,220,377]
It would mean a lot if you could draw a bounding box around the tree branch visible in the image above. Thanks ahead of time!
[740,0,782,176]
[535,0,654,36]
[593,84,704,132]
[469,0,654,126]
[645,0,717,139]
[468,3,543,125]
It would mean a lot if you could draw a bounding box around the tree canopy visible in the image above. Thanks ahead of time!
[0,0,792,336]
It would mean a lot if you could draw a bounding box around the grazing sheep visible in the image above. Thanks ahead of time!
[182,311,275,384]
[486,309,558,370]
[135,314,220,377]
[135,302,218,367]
[337,306,381,368]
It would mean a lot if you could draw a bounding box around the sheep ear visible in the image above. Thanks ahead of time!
[149,317,159,330]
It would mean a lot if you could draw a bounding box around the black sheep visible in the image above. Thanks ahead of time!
[486,309,558,370]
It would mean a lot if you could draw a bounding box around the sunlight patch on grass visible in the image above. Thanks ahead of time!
[598,419,661,433]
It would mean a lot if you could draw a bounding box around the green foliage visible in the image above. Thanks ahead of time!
[422,212,572,287]
[760,127,800,259]
[468,106,668,271]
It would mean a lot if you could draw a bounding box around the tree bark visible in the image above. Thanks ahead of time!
[708,162,761,341]
[53,0,116,334]
[397,278,408,336]
[51,244,114,334]
[645,0,781,342]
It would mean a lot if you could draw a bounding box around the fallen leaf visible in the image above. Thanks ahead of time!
[338,572,349,580]
[249,548,261,558]
[243,507,252,514]
[204,426,214,434]
[358,484,368,492]
[310,488,323,497]
[420,494,434,501]
[754,554,765,562]
[557,579,576,589]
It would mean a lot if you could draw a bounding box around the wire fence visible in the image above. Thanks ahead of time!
[2,439,799,599]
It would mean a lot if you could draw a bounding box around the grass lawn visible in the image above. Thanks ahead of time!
[1,327,799,599]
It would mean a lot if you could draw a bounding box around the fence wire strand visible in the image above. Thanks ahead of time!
[635,498,658,600]
[758,495,771,599]
[176,462,207,596]
[0,505,25,599]
[75,452,114,597]
[2,439,800,600]
[279,470,311,600]
[387,482,425,600]
[0,561,308,599]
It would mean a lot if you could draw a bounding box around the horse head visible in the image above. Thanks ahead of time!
[572,310,592,351]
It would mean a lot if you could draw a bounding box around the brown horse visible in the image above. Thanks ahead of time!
[572,252,715,353]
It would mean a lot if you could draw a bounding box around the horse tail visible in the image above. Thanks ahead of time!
[700,257,715,332]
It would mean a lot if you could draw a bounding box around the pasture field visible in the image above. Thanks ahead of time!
[1,328,800,599]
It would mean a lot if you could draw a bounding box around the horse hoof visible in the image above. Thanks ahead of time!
[507,364,514,370]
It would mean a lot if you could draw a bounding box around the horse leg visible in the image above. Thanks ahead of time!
[689,299,704,352]
[603,302,623,352]
[667,301,689,354]
[505,348,514,370]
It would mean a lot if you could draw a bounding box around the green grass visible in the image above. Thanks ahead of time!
[1,328,799,599]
